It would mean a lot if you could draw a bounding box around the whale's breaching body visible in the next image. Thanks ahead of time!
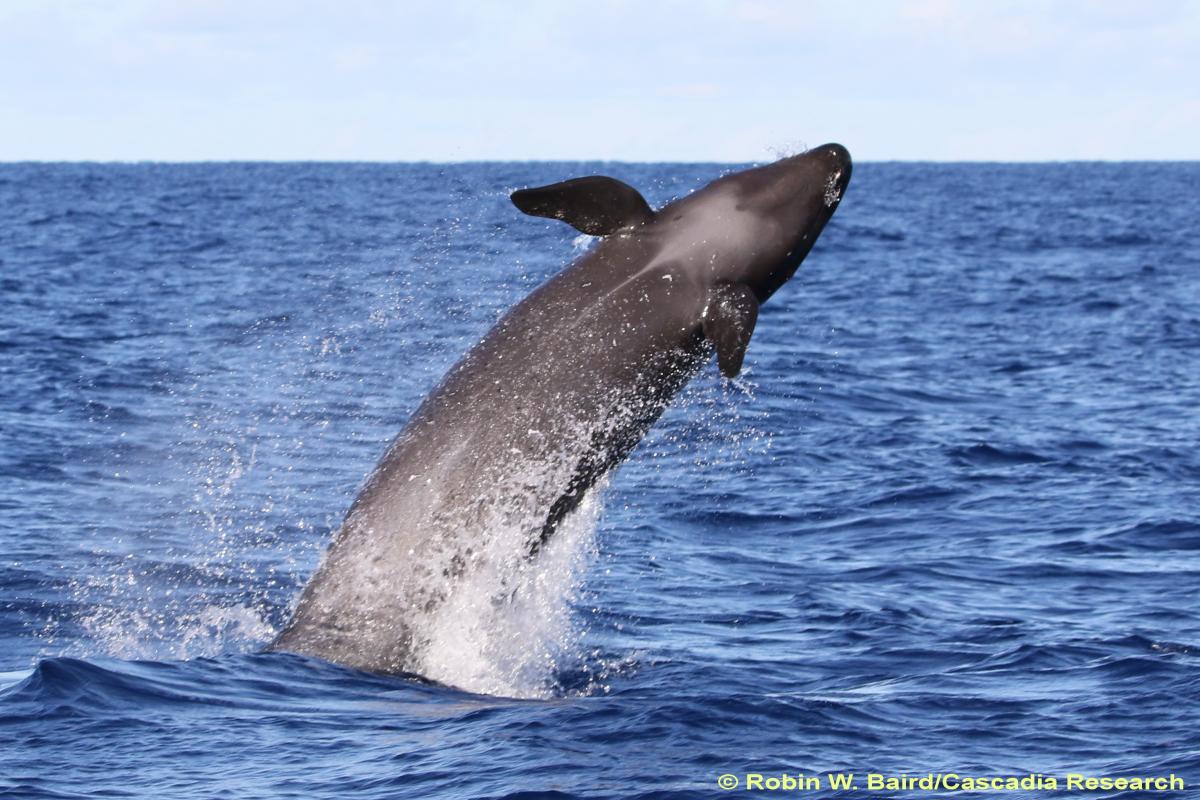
[271,145,853,682]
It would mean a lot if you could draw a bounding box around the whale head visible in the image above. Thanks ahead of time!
[509,144,852,377]
[698,143,853,303]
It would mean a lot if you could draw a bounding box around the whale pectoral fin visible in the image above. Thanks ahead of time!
[703,282,760,378]
[511,176,654,236]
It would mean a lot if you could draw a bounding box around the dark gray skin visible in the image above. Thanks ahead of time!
[271,144,852,676]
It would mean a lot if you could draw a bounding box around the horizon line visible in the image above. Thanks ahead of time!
[2,157,1198,166]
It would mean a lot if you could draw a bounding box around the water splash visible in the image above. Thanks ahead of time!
[768,139,808,161]
[824,170,845,207]
[415,487,603,698]
[571,233,598,252]
[67,600,276,662]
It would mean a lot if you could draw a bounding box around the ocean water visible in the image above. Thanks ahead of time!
[1,160,1198,799]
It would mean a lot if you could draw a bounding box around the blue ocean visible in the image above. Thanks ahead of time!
[1,161,1197,799]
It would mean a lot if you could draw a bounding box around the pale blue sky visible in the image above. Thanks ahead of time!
[2,0,1197,161]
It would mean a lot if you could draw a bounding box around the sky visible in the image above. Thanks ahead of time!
[1,0,1198,162]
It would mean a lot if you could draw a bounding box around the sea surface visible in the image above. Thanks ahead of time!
[1,161,1198,799]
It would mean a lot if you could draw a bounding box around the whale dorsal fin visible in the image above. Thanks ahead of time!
[511,176,654,236]
[703,282,760,378]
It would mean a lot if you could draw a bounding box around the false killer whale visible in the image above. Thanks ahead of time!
[271,144,852,676]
